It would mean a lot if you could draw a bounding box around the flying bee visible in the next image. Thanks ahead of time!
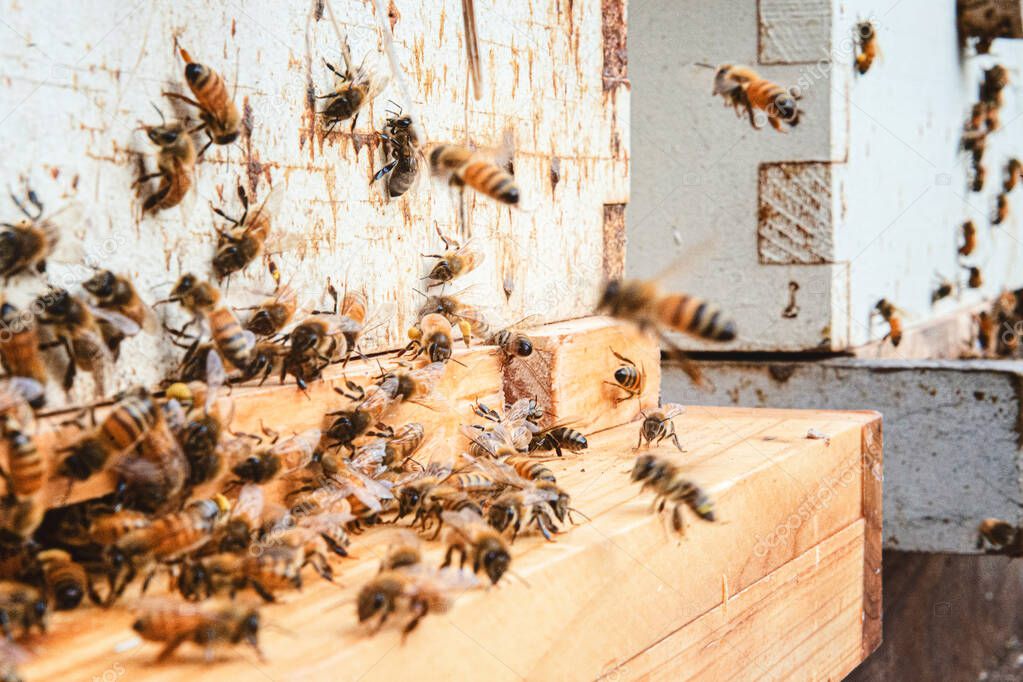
[637,404,686,452]
[0,303,46,390]
[428,143,520,205]
[229,429,321,485]
[977,518,1023,556]
[981,64,1009,107]
[82,270,157,358]
[710,64,801,132]
[0,581,47,640]
[374,109,422,198]
[1,190,79,281]
[132,599,263,662]
[406,313,460,363]
[597,277,737,385]
[162,274,256,371]
[57,386,160,481]
[973,163,987,192]
[440,508,512,585]
[1006,159,1023,192]
[36,549,87,610]
[529,424,588,457]
[357,566,479,639]
[242,284,299,339]
[423,236,485,286]
[854,21,878,75]
[959,220,977,256]
[874,299,904,347]
[34,288,134,393]
[966,265,984,289]
[211,185,282,281]
[606,348,645,405]
[137,112,196,213]
[631,453,716,535]
[163,43,241,155]
[318,52,390,133]
[994,193,1010,225]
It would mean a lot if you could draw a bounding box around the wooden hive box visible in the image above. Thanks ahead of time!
[15,319,882,681]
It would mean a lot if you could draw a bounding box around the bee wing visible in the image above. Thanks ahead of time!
[43,202,88,265]
[433,565,482,591]
[361,301,397,339]
[351,439,388,474]
[409,361,447,394]
[162,399,187,435]
[0,378,42,424]
[204,350,227,413]
[245,185,283,233]
[0,639,30,665]
[461,451,527,487]
[523,486,559,505]
[300,509,356,531]
[452,239,484,263]
[441,506,483,531]
[353,55,390,98]
[232,483,265,526]
[132,595,205,617]
[661,403,686,420]
[459,424,499,457]
[90,307,141,336]
[502,314,545,331]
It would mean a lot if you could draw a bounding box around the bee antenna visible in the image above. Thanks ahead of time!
[149,102,166,125]
[692,62,716,70]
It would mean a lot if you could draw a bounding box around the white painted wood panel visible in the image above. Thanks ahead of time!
[0,0,628,405]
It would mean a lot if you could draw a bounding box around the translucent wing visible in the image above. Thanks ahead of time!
[90,307,141,336]
[204,349,227,414]
[232,483,265,527]
[661,403,686,420]
[408,361,447,396]
[244,185,283,234]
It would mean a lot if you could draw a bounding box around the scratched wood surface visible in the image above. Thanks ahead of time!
[17,406,880,682]
[0,0,629,407]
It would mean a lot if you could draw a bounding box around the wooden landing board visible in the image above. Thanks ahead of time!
[18,406,881,682]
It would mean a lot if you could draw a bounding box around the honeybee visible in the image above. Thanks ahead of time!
[976,310,996,351]
[994,193,1009,224]
[854,21,878,75]
[1006,159,1022,192]
[214,483,264,554]
[177,545,306,603]
[711,64,801,132]
[980,65,1009,107]
[34,288,131,392]
[0,498,43,543]
[406,313,462,363]
[88,507,153,547]
[631,453,716,534]
[334,288,393,365]
[163,275,255,371]
[461,421,522,460]
[973,163,987,192]
[428,143,520,205]
[392,464,467,531]
[164,43,241,155]
[874,299,903,347]
[351,422,426,475]
[324,385,395,452]
[36,549,87,610]
[488,316,543,360]
[374,110,422,198]
[606,348,645,405]
[597,278,736,384]
[637,404,685,452]
[503,456,557,483]
[137,112,196,213]
[0,581,46,639]
[357,566,478,638]
[931,276,955,304]
[376,361,448,405]
[280,286,368,389]
[243,284,299,339]
[959,220,977,256]
[111,497,230,602]
[377,529,424,572]
[318,53,390,133]
[966,265,984,289]
[423,237,485,286]
[487,480,577,542]
[82,270,157,357]
[0,303,46,390]
[977,518,1023,556]
[440,508,511,585]
[1,190,74,281]
[57,386,160,481]
[211,185,282,280]
[0,418,42,501]
[132,599,263,662]
[529,425,588,457]
[229,429,321,485]
[116,404,190,514]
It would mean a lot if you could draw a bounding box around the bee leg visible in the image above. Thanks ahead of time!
[672,505,686,536]
[250,580,277,603]
[441,543,456,569]
[0,610,11,641]
[162,91,203,109]
[350,111,360,134]
[401,601,428,640]
[374,159,398,183]
[320,533,348,557]
[536,514,554,542]
[156,633,190,663]
[131,171,163,188]
[59,337,77,390]
[370,604,394,635]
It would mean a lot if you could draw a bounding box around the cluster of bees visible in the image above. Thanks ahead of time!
[0,1,755,672]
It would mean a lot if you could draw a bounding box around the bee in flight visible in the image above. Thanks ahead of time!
[429,141,520,205]
[356,565,479,639]
[132,598,264,662]
[977,518,1023,556]
[631,452,716,535]
[708,63,802,132]
[873,298,904,347]
[596,276,736,384]
[163,42,241,156]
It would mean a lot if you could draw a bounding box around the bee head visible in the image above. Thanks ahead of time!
[397,487,421,518]
[481,543,511,585]
[514,336,533,357]
[237,610,261,645]
[146,125,181,147]
[170,273,198,299]
[856,22,874,40]
[358,578,400,622]
[487,500,517,531]
[37,288,72,318]
[772,93,799,122]
[83,270,116,298]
